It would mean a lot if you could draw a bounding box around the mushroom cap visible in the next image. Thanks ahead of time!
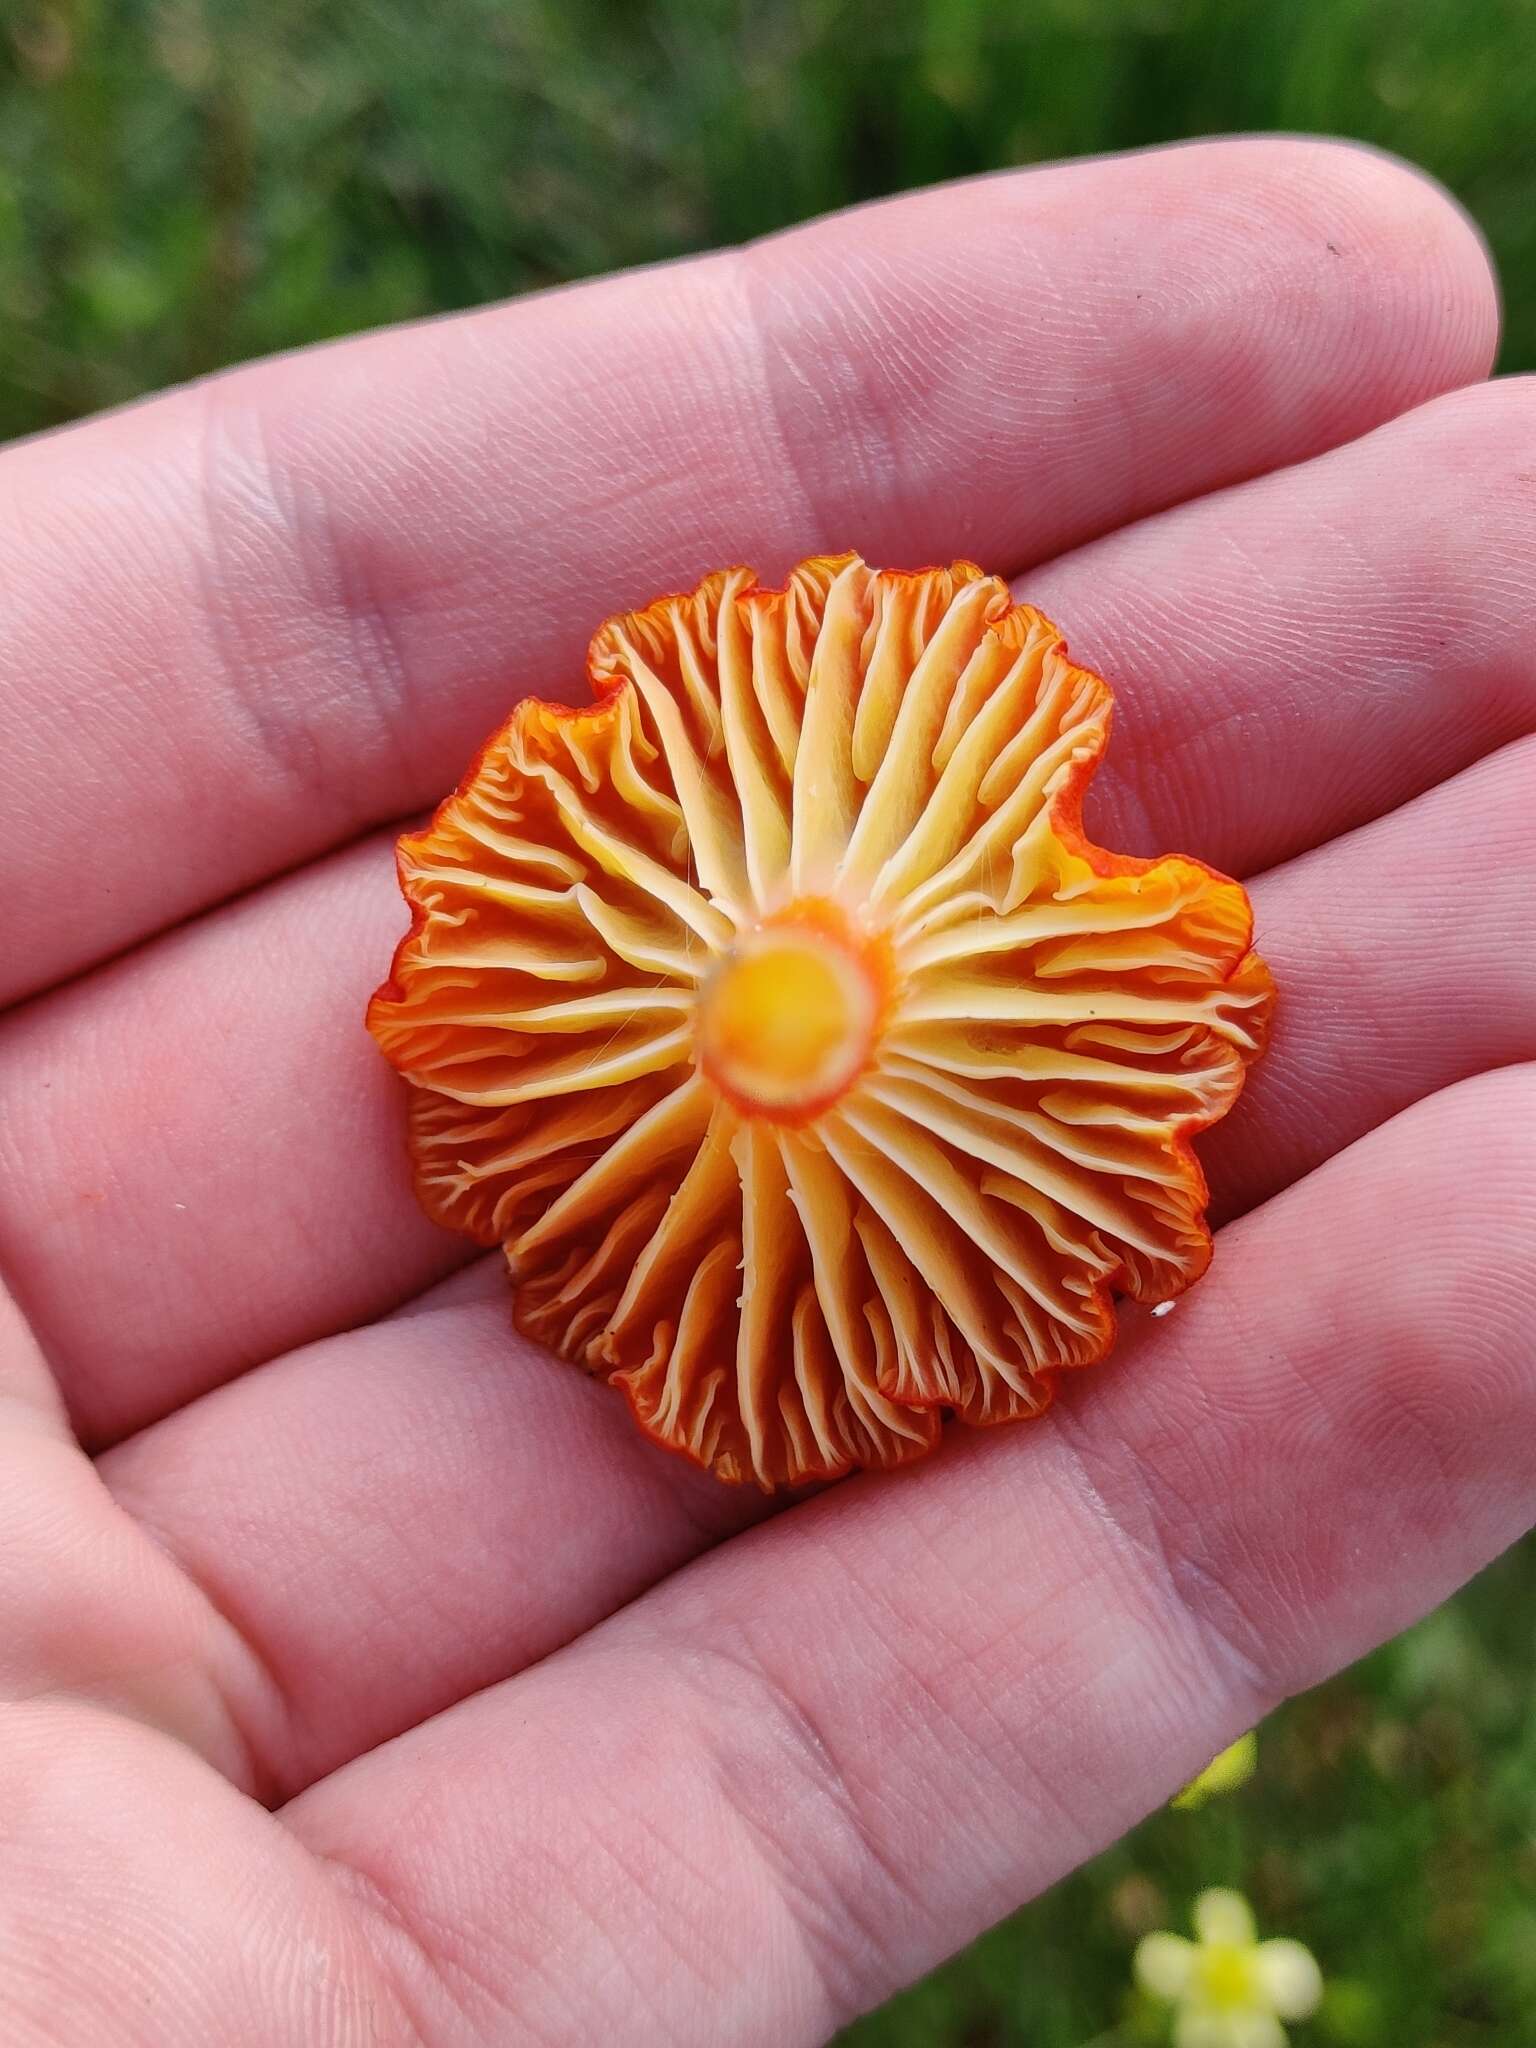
[369,554,1274,1489]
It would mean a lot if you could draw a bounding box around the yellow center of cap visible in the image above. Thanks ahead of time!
[698,919,881,1119]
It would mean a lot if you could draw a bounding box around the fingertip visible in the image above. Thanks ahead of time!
[1264,132,1501,385]
[1124,131,1501,407]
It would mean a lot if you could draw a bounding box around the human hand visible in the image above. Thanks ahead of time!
[1,137,1531,2045]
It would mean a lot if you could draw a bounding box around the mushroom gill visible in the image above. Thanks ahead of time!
[368,554,1274,1489]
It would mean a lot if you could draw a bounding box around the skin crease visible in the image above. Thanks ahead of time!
[0,135,1533,2044]
[7,378,1536,1439]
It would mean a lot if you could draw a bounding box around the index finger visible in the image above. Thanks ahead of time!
[286,1065,1536,2044]
[0,137,1495,1003]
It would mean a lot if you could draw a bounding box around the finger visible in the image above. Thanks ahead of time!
[100,737,1536,1789]
[0,139,1495,1002]
[19,365,1536,1440]
[102,1262,776,1791]
[1035,374,1536,877]
[0,1278,62,1426]
[281,1066,1536,2047]
[1202,732,1536,1218]
[0,1273,257,1784]
[0,1695,403,2048]
[0,832,468,1441]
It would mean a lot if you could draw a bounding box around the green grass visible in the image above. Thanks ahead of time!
[4,2,1534,2040]
[3,0,1536,439]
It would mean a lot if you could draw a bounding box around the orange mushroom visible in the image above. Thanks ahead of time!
[369,555,1274,1489]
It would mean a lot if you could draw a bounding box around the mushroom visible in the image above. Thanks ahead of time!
[369,554,1274,1488]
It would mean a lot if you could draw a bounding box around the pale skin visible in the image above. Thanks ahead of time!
[0,135,1533,2045]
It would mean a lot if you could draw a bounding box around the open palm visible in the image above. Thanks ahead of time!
[2,137,1532,2046]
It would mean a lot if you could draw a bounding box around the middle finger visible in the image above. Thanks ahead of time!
[5,375,1533,1442]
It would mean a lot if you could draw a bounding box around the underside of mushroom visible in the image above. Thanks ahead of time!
[369,554,1274,1489]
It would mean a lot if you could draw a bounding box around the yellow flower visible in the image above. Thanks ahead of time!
[1135,1888,1323,2048]
[1172,1731,1259,1809]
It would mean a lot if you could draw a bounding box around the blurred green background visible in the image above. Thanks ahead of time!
[3,2,1533,2042]
[5,0,1536,437]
